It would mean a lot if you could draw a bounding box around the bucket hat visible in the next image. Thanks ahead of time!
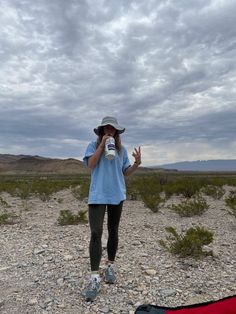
[94,116,125,135]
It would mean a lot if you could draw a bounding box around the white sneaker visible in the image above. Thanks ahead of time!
[84,277,101,301]
[104,265,116,284]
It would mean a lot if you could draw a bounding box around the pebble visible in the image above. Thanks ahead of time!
[33,248,45,255]
[160,288,177,297]
[0,188,235,314]
[100,306,110,313]
[63,254,74,261]
[145,269,157,276]
[28,298,38,305]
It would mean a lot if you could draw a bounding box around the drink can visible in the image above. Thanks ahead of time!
[105,137,115,160]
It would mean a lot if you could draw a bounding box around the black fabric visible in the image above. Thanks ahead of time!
[88,202,123,271]
[135,304,166,313]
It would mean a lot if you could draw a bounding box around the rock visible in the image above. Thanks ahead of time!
[160,288,177,297]
[63,254,73,261]
[100,306,110,313]
[28,298,38,305]
[57,278,64,286]
[145,269,157,276]
[134,301,142,307]
[185,295,207,305]
[33,248,45,255]
[0,267,11,271]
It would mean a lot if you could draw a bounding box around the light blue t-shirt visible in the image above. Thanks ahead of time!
[83,141,131,205]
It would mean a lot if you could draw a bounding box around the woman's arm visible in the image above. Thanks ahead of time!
[87,135,110,169]
[124,146,141,176]
[124,161,141,176]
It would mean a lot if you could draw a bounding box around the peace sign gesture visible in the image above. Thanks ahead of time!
[132,146,141,165]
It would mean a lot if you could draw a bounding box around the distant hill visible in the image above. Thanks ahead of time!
[152,159,236,171]
[0,154,30,163]
[0,154,150,175]
[0,154,88,174]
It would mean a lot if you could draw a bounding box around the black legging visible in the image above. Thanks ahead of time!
[88,202,123,271]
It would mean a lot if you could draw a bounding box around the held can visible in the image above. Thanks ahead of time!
[105,137,115,160]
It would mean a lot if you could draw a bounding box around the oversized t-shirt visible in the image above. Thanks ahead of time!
[83,141,131,204]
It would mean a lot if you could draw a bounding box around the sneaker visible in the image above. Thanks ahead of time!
[104,265,116,284]
[84,277,101,302]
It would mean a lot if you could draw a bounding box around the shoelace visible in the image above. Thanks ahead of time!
[107,266,114,276]
[90,279,99,290]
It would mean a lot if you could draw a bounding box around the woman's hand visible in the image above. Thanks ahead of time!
[88,135,112,169]
[132,146,141,165]
[124,146,142,176]
[99,134,112,149]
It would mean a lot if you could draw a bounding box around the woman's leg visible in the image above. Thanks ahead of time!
[88,204,106,271]
[106,201,123,262]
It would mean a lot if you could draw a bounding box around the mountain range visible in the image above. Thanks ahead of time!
[0,154,88,174]
[153,159,236,171]
[1,154,236,174]
[0,154,150,174]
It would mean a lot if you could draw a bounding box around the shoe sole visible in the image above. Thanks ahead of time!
[83,287,101,302]
[104,278,116,284]
[85,296,96,302]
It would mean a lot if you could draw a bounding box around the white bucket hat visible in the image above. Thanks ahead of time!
[94,116,125,135]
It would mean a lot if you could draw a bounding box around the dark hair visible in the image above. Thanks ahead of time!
[96,127,122,155]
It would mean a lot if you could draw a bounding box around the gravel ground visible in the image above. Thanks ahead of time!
[0,186,236,313]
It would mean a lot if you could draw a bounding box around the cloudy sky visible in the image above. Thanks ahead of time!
[1,0,236,166]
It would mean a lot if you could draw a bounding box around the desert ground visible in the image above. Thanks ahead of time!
[0,186,236,314]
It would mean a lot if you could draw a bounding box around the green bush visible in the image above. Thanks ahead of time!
[79,180,90,200]
[0,212,18,225]
[71,180,90,201]
[170,197,209,217]
[57,209,88,225]
[164,179,203,198]
[141,193,163,212]
[0,177,84,201]
[57,198,64,204]
[201,185,225,199]
[225,191,236,217]
[133,176,163,212]
[15,182,32,200]
[126,182,140,200]
[0,196,10,208]
[159,226,214,258]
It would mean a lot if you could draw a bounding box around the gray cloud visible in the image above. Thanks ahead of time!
[0,0,236,165]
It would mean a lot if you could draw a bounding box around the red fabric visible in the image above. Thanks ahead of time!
[166,295,236,314]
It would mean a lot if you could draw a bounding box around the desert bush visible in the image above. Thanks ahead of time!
[71,186,81,200]
[0,181,19,196]
[201,185,225,199]
[163,178,205,199]
[57,209,88,225]
[71,180,90,201]
[0,177,83,200]
[126,182,140,200]
[141,193,163,212]
[33,180,70,201]
[15,182,32,200]
[132,176,163,212]
[170,197,209,217]
[0,212,18,225]
[77,210,88,222]
[225,191,236,217]
[79,180,90,200]
[159,226,214,258]
[0,196,10,208]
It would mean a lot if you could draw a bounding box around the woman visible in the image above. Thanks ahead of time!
[83,116,141,301]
